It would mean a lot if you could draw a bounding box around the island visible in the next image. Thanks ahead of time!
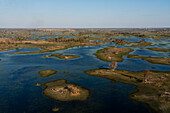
[94,46,133,62]
[38,69,57,77]
[46,53,80,60]
[42,79,90,101]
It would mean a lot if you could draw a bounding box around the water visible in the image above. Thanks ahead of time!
[0,37,169,113]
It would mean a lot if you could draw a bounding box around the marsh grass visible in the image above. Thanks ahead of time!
[127,55,170,65]
[38,69,57,77]
[85,69,170,113]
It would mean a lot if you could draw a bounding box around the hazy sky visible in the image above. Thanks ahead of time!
[0,0,170,28]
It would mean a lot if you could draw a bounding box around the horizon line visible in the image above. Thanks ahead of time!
[0,27,170,29]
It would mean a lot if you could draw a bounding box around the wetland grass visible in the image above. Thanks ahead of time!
[127,55,170,65]
[84,69,170,113]
[38,69,57,77]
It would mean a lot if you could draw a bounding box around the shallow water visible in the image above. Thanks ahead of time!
[0,37,169,113]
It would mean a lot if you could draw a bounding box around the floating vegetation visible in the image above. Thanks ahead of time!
[38,69,57,77]
[43,79,90,101]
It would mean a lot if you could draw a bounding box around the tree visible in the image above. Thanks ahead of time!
[143,69,150,83]
[109,61,117,71]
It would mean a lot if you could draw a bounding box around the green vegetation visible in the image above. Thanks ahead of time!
[38,69,57,77]
[94,46,133,62]
[85,69,170,113]
[127,54,170,65]
[43,79,90,101]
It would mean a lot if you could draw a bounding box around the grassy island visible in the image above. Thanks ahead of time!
[127,55,170,65]
[43,79,90,101]
[47,53,80,60]
[94,46,133,62]
[38,69,57,77]
[85,69,170,113]
[12,49,56,55]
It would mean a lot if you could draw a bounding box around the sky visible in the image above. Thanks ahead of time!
[0,0,170,28]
